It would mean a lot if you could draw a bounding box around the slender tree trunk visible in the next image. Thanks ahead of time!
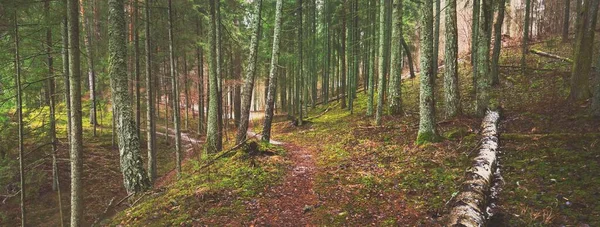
[416,0,439,144]
[134,0,141,140]
[14,12,26,227]
[62,1,72,146]
[389,0,403,115]
[67,0,84,224]
[444,0,461,118]
[401,38,416,79]
[45,1,64,225]
[475,0,493,116]
[184,53,190,131]
[296,0,304,125]
[236,0,263,144]
[206,0,221,154]
[521,0,531,73]
[167,0,182,177]
[263,0,283,142]
[375,0,388,125]
[471,0,480,65]
[80,0,97,136]
[145,0,156,182]
[367,0,376,116]
[491,0,506,86]
[196,17,205,135]
[563,0,571,42]
[432,0,440,76]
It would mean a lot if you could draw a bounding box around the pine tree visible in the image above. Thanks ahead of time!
[375,0,388,125]
[206,0,221,154]
[491,0,506,85]
[145,0,157,182]
[108,0,151,193]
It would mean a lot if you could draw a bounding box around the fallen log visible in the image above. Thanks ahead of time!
[448,110,502,227]
[530,49,573,63]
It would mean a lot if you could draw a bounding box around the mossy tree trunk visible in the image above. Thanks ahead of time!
[144,0,156,182]
[167,0,182,178]
[388,0,403,116]
[570,0,600,101]
[444,0,461,118]
[375,0,388,125]
[521,0,531,73]
[491,0,506,86]
[475,0,493,116]
[416,0,439,145]
[236,0,263,144]
[562,0,571,42]
[206,0,221,154]
[262,0,283,142]
[108,0,151,194]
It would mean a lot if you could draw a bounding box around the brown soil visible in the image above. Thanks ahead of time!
[249,141,318,226]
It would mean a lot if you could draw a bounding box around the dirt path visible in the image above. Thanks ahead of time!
[249,133,318,226]
[153,127,203,188]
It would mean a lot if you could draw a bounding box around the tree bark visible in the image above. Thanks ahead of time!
[80,0,97,136]
[67,0,84,224]
[570,0,600,100]
[108,0,151,194]
[262,0,283,143]
[416,0,439,144]
[14,12,26,227]
[491,0,506,85]
[448,111,501,227]
[401,38,416,79]
[521,0,532,73]
[235,0,263,144]
[167,0,182,177]
[444,0,461,118]
[206,0,221,154]
[388,0,403,115]
[563,0,571,42]
[475,0,493,117]
[375,0,388,125]
[145,0,156,182]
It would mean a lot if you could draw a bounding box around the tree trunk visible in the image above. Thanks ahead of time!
[206,0,221,154]
[108,0,151,193]
[570,0,600,101]
[401,38,416,79]
[491,0,506,85]
[80,0,97,136]
[375,0,388,125]
[296,0,304,125]
[62,1,72,147]
[367,0,376,116]
[14,12,26,227]
[67,0,84,224]
[236,0,263,144]
[388,0,403,115]
[563,0,571,42]
[167,0,182,177]
[471,0,480,65]
[263,0,283,142]
[134,0,141,140]
[416,0,439,145]
[475,0,493,116]
[448,111,501,226]
[444,0,461,118]
[521,0,532,73]
[196,17,205,135]
[145,0,156,182]
[432,0,440,76]
[340,1,347,110]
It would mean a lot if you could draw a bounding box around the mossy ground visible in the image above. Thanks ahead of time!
[488,36,600,226]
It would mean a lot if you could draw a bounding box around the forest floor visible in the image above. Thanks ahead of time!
[1,36,599,226]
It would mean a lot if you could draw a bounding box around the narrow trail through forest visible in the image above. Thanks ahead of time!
[249,134,318,226]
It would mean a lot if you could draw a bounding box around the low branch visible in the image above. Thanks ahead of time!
[530,49,573,63]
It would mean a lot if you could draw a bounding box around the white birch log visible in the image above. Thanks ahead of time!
[448,110,501,227]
